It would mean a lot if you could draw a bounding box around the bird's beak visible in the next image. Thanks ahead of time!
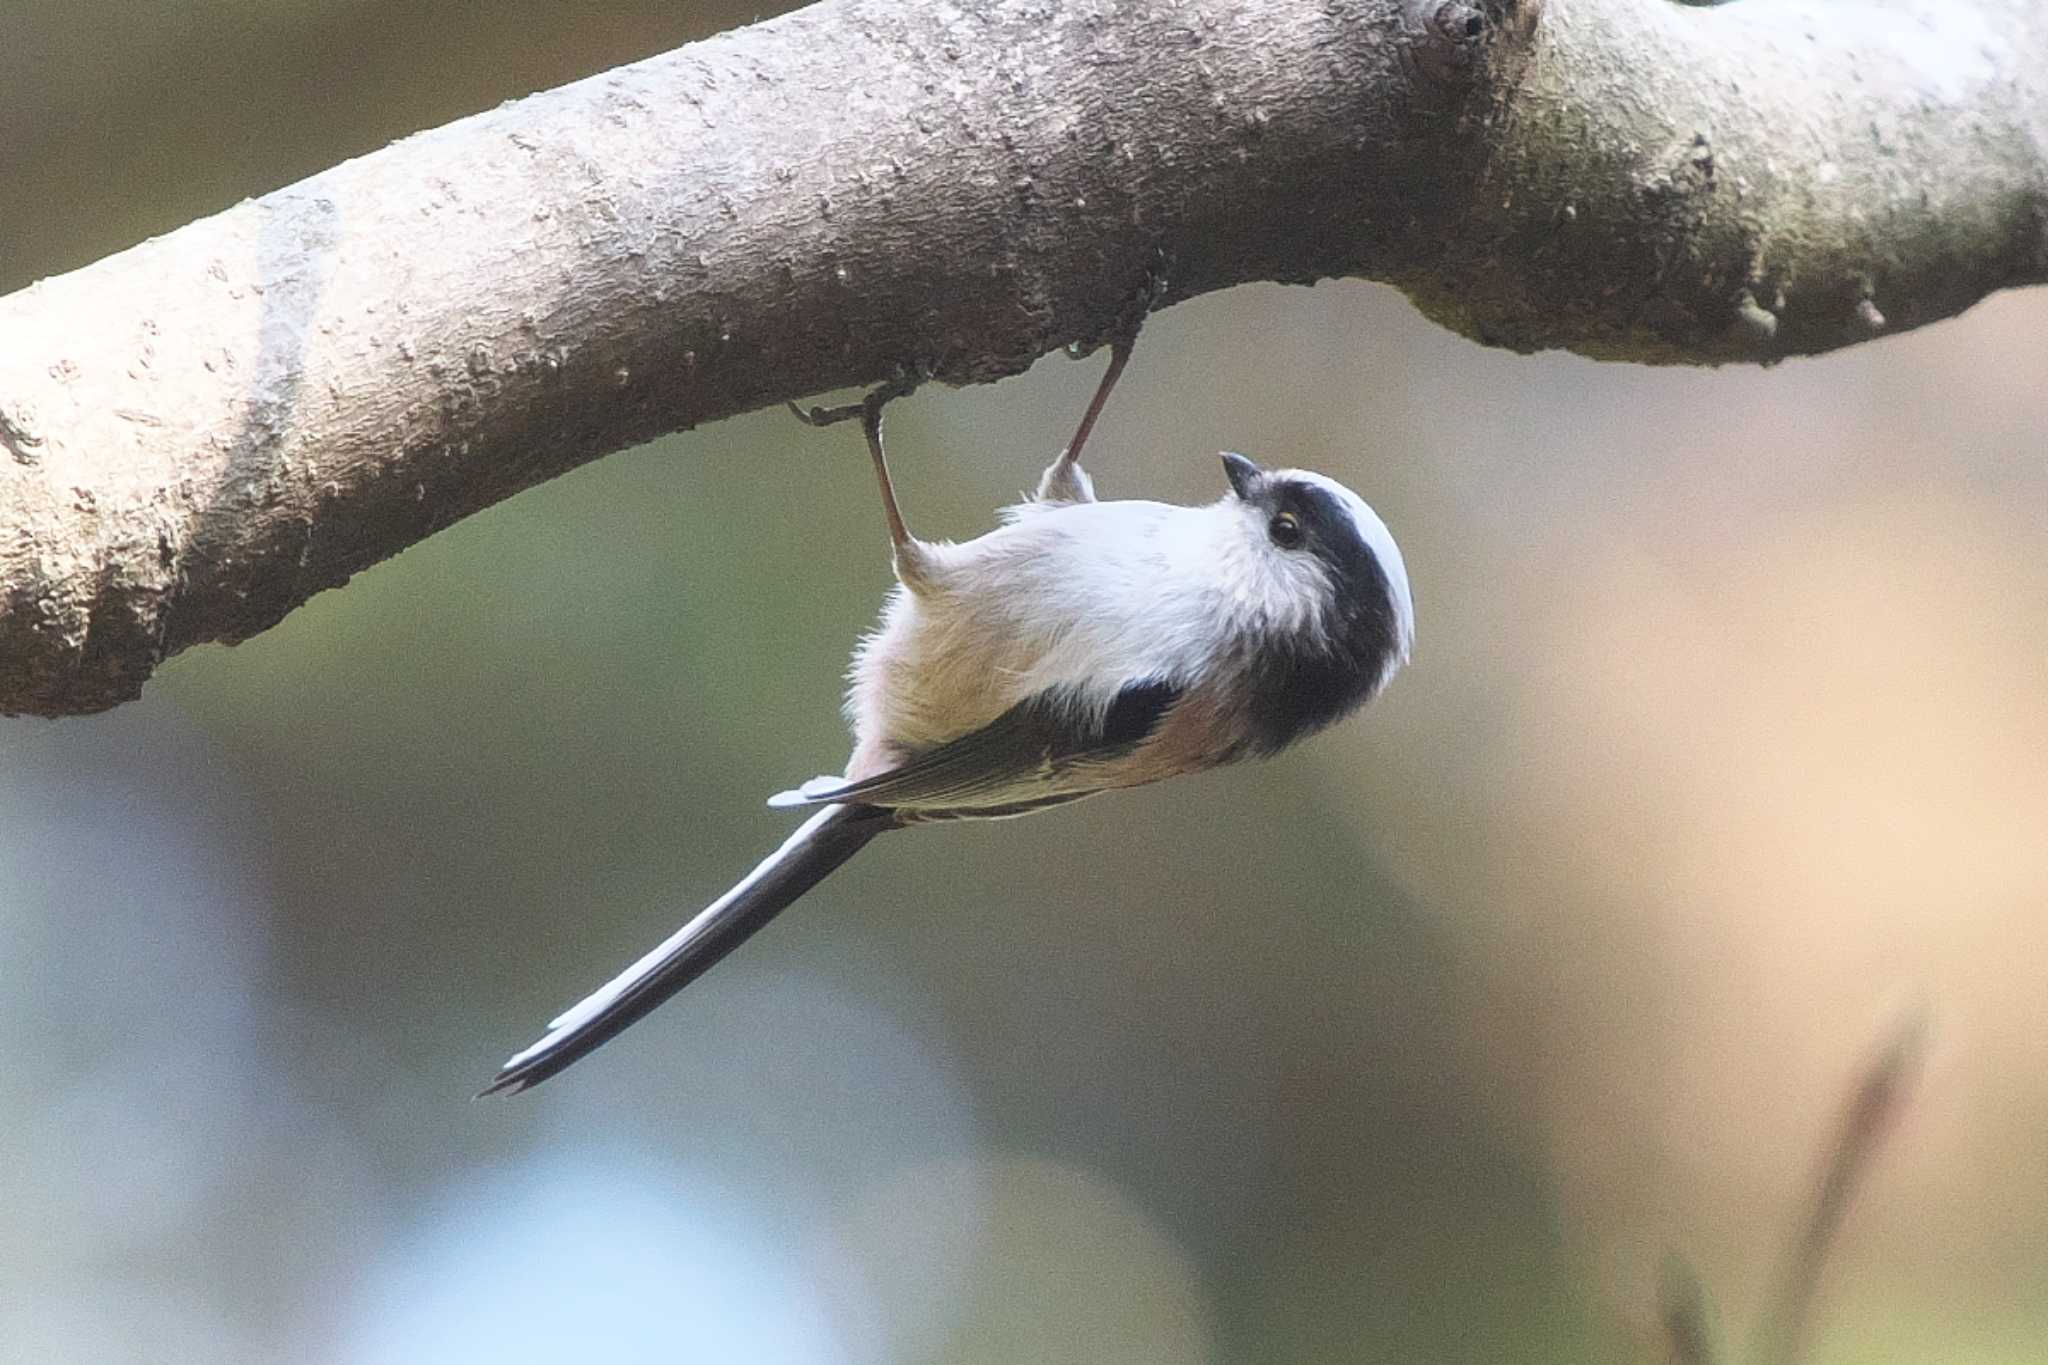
[1221,452,1264,500]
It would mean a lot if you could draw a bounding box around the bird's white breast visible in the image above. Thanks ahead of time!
[843,497,1300,769]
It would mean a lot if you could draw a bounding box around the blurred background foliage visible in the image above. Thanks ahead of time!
[4,2,2046,1362]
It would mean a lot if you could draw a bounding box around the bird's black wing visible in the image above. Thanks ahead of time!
[769,679,1182,814]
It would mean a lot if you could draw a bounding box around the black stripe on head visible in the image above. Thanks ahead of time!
[1241,477,1402,753]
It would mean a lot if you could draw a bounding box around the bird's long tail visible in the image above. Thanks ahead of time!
[479,803,896,1096]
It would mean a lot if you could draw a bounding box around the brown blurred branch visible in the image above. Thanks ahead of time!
[1748,1011,1927,1365]
[1658,1256,1721,1365]
[1653,1011,1927,1365]
[4,0,2046,715]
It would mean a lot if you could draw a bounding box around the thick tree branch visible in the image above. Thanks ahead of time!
[2,0,2043,715]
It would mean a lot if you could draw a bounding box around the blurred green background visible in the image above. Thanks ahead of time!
[4,3,2046,1362]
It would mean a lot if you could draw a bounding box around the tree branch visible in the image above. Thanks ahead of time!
[1748,1010,1927,1365]
[3,0,2043,715]
[1647,1010,1926,1365]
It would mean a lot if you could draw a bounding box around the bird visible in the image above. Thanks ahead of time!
[481,338,1414,1095]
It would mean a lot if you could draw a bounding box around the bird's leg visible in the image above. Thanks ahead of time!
[857,387,913,552]
[1036,333,1135,504]
[789,374,922,552]
[1038,260,1164,502]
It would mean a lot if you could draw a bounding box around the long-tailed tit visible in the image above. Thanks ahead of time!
[482,341,1414,1095]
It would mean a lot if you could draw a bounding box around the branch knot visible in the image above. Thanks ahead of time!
[1404,0,1520,88]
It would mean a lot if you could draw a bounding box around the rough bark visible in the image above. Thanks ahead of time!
[2,0,2043,716]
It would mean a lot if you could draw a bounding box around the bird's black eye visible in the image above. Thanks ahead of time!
[1269,512,1305,549]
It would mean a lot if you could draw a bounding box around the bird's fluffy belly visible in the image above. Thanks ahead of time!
[839,498,1237,781]
[843,585,1043,777]
[841,511,1146,771]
